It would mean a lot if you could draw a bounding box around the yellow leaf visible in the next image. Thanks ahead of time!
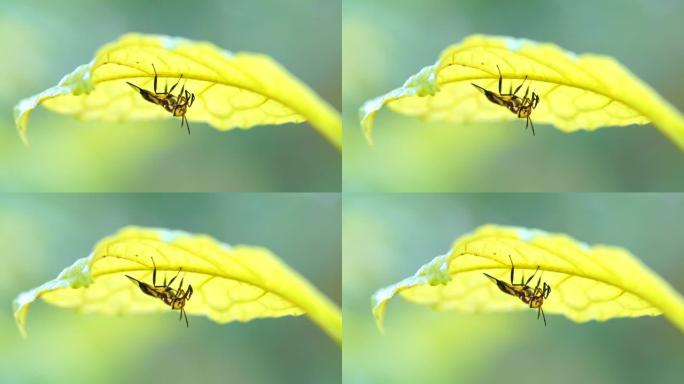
[14,33,341,149]
[360,35,684,149]
[372,225,684,333]
[13,227,341,345]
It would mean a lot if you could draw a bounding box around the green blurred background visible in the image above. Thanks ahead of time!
[343,193,684,383]
[0,193,340,383]
[0,0,340,192]
[343,0,684,191]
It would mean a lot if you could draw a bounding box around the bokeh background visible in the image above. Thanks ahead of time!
[0,193,340,383]
[343,193,684,383]
[343,0,684,191]
[0,0,340,192]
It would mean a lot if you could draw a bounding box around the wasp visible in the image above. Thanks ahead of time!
[483,255,551,325]
[127,64,196,134]
[471,65,540,135]
[126,257,194,327]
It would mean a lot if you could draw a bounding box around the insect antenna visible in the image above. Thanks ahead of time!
[528,116,535,136]
[180,307,189,327]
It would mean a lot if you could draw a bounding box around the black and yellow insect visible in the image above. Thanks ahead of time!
[126,257,194,327]
[483,255,551,325]
[471,65,540,135]
[127,64,196,134]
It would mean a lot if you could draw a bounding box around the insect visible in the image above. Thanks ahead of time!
[483,255,551,325]
[471,65,540,135]
[126,257,194,327]
[126,64,196,134]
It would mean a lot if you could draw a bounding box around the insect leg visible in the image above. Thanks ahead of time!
[169,74,184,95]
[523,85,529,100]
[185,284,194,300]
[526,266,540,286]
[151,257,159,287]
[508,255,515,284]
[167,267,182,287]
[513,75,528,95]
[496,65,503,94]
[152,64,158,93]
[178,81,186,99]
[533,270,544,295]
[175,277,185,300]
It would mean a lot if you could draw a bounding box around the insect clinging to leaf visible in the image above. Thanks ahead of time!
[126,64,196,134]
[483,255,551,325]
[471,65,540,135]
[125,257,194,327]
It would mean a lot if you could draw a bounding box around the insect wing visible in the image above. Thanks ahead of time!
[126,275,164,300]
[127,82,167,107]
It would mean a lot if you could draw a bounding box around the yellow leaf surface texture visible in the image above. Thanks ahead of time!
[372,225,684,333]
[13,227,342,344]
[360,35,684,149]
[15,33,341,149]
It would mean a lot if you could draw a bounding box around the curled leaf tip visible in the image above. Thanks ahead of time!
[14,62,96,146]
[371,225,684,333]
[360,64,438,144]
[371,251,451,333]
[13,256,94,338]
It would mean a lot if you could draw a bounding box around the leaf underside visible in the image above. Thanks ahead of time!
[15,33,341,148]
[13,227,342,344]
[372,225,684,333]
[361,35,684,149]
